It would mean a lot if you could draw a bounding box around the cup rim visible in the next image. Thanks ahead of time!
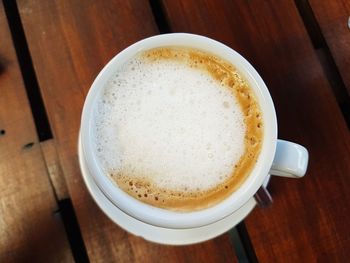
[80,33,277,229]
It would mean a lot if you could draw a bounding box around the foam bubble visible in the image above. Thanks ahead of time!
[93,54,246,193]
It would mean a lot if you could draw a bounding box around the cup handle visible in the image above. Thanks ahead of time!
[269,139,309,178]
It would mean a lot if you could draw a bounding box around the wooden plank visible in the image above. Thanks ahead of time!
[309,0,350,95]
[162,0,350,261]
[17,0,238,261]
[308,0,350,23]
[40,139,69,200]
[0,2,73,262]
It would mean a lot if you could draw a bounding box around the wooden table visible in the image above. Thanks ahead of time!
[1,0,349,262]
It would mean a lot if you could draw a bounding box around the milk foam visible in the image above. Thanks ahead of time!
[93,53,246,193]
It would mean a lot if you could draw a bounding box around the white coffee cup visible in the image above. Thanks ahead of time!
[80,33,308,229]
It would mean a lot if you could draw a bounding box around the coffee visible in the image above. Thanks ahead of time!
[93,47,263,212]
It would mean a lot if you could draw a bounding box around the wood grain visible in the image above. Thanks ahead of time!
[0,2,73,262]
[309,0,350,95]
[40,139,69,200]
[17,0,238,261]
[162,0,350,261]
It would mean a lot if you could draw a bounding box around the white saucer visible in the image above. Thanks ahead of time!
[78,137,259,245]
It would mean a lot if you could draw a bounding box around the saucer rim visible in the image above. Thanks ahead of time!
[78,134,258,245]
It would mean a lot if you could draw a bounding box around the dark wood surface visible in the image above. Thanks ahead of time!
[162,0,350,261]
[0,2,73,262]
[16,0,237,262]
[309,0,350,95]
[1,0,349,261]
